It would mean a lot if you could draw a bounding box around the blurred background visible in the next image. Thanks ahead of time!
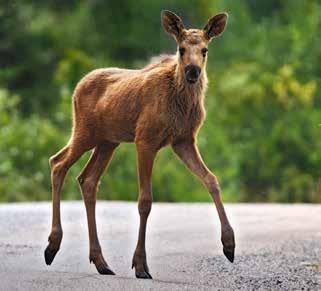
[0,0,320,203]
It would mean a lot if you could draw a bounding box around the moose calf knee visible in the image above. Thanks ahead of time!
[138,194,152,217]
[49,153,65,171]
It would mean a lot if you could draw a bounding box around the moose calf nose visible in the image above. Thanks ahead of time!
[185,65,201,84]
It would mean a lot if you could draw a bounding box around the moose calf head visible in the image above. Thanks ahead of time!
[162,10,228,84]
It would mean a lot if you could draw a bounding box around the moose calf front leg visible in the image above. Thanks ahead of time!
[132,144,156,279]
[172,140,235,262]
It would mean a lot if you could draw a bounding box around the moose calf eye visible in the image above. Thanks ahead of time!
[201,48,208,57]
[179,47,186,56]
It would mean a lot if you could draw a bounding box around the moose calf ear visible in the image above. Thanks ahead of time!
[161,10,185,40]
[203,12,228,41]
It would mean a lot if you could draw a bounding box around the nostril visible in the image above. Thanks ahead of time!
[185,65,201,81]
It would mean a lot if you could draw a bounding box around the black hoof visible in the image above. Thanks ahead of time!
[223,247,234,263]
[135,271,153,279]
[44,245,59,265]
[132,254,153,279]
[96,265,115,275]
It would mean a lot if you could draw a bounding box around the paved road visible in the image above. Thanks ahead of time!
[0,202,320,290]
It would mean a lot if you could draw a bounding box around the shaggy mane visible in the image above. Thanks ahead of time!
[142,54,176,72]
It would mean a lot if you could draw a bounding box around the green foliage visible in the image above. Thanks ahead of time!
[0,89,61,201]
[0,0,321,202]
[213,63,320,202]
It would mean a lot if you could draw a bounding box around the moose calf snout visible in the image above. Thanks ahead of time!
[185,65,201,84]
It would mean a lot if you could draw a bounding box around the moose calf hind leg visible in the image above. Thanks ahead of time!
[45,152,68,265]
[78,143,117,275]
[79,178,115,275]
[45,143,86,265]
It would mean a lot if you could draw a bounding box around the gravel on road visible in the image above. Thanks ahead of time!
[0,202,320,290]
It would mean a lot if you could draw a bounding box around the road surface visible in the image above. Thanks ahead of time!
[0,202,320,290]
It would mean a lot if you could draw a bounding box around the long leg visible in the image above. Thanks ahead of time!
[172,138,235,262]
[132,143,157,279]
[77,141,118,275]
[45,140,90,265]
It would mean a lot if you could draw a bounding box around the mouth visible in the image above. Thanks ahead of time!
[186,77,198,84]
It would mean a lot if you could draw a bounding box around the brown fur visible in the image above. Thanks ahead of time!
[71,54,206,148]
[45,10,235,279]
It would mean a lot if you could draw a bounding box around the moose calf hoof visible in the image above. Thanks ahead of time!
[90,254,115,275]
[95,265,115,275]
[221,225,235,263]
[135,270,153,279]
[223,246,235,263]
[132,255,153,279]
[45,230,63,265]
[44,245,59,265]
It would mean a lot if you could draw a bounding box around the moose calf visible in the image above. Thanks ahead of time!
[45,10,235,279]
